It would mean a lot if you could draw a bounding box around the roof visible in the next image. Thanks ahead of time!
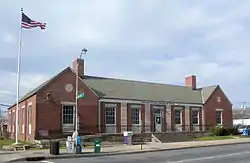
[9,67,222,108]
[83,76,205,104]
[200,85,218,103]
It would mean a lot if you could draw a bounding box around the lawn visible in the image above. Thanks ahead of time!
[0,139,15,149]
[0,139,33,149]
[195,135,237,141]
[0,139,93,150]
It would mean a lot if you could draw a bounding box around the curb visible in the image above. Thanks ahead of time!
[8,141,250,162]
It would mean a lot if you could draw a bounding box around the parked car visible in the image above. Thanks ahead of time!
[236,125,250,134]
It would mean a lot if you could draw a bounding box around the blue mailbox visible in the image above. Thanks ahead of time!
[242,129,248,136]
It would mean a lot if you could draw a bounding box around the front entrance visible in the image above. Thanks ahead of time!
[154,109,163,132]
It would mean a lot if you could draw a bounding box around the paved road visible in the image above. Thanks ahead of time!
[15,143,250,163]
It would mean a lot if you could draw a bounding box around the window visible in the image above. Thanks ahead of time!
[216,111,222,125]
[192,110,199,125]
[174,110,181,125]
[28,105,32,125]
[131,108,140,125]
[22,107,25,125]
[62,105,74,124]
[28,105,32,135]
[105,107,115,124]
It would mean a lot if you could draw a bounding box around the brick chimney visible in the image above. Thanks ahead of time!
[185,75,196,89]
[72,58,84,78]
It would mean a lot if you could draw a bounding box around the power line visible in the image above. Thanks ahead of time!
[234,101,249,109]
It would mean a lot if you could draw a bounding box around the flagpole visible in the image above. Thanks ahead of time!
[15,8,23,145]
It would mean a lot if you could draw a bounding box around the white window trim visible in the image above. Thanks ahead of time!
[131,106,141,126]
[105,104,116,133]
[152,105,165,109]
[28,104,32,134]
[61,104,75,125]
[192,109,199,125]
[130,104,141,108]
[28,124,32,135]
[61,101,76,105]
[99,98,203,107]
[216,109,223,125]
[191,107,200,111]
[173,107,183,110]
[22,106,25,134]
[105,105,116,126]
[105,103,117,107]
[22,125,25,134]
[28,105,32,124]
[174,108,183,125]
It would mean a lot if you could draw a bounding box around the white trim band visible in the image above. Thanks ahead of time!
[99,98,203,107]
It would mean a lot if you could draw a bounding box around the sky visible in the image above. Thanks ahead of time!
[0,0,250,109]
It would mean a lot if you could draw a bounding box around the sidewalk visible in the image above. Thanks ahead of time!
[1,138,250,162]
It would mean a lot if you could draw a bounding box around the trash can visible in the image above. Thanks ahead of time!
[94,139,101,153]
[127,131,133,145]
[50,141,60,155]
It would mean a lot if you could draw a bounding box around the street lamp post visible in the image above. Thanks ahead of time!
[75,48,87,153]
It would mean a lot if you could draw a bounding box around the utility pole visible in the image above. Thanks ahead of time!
[239,102,247,125]
[75,48,87,154]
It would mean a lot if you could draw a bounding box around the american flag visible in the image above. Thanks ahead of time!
[21,12,46,30]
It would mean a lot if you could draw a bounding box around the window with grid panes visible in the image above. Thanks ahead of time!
[131,107,140,124]
[62,105,74,124]
[105,107,115,124]
[192,110,199,124]
[174,110,181,124]
[216,111,222,125]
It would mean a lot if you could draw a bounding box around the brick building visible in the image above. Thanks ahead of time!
[7,58,233,141]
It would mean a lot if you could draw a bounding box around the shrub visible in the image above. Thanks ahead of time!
[220,127,229,136]
[213,126,221,136]
[225,127,238,135]
[213,126,231,136]
[208,127,215,136]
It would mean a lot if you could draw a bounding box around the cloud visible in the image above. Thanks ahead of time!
[1,0,250,108]
[0,70,50,104]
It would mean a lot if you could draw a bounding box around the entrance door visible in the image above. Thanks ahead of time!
[154,109,162,132]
